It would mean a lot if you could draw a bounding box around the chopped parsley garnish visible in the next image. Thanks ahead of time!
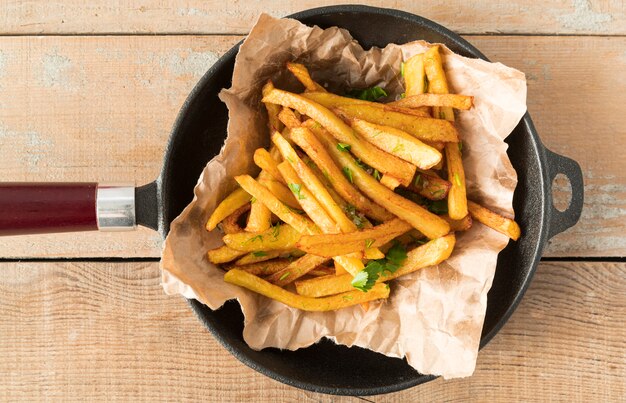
[285,205,305,214]
[342,295,354,301]
[344,204,365,229]
[400,62,405,77]
[271,223,280,240]
[243,234,263,244]
[458,141,463,152]
[342,166,354,183]
[351,242,408,292]
[373,169,382,181]
[430,189,445,198]
[250,196,257,203]
[413,174,422,187]
[365,238,375,249]
[337,143,351,152]
[392,142,404,154]
[454,173,462,187]
[279,272,290,281]
[346,86,388,102]
[252,251,268,257]
[288,183,305,200]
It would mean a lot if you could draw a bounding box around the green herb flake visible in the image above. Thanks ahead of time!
[373,169,382,181]
[428,200,448,215]
[399,92,406,99]
[342,294,354,301]
[243,234,263,245]
[342,166,354,183]
[250,196,257,203]
[400,62,405,77]
[454,173,462,187]
[252,251,268,257]
[458,141,463,152]
[351,243,408,292]
[413,174,422,187]
[430,189,445,198]
[392,142,405,154]
[439,110,446,119]
[271,223,280,240]
[365,238,375,249]
[279,272,290,281]
[346,86,388,102]
[288,183,305,200]
[337,143,352,152]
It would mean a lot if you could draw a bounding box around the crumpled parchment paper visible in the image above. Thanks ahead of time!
[160,13,527,379]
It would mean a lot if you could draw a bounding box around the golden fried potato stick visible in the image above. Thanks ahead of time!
[262,88,416,186]
[409,169,451,201]
[262,179,301,210]
[206,187,251,231]
[222,222,301,252]
[443,214,473,232]
[379,175,402,190]
[301,92,430,117]
[308,266,335,277]
[286,62,326,92]
[273,132,357,232]
[296,218,413,257]
[310,124,451,239]
[293,123,393,222]
[403,53,427,96]
[445,143,468,219]
[207,245,248,264]
[262,81,284,132]
[254,148,284,183]
[333,104,458,143]
[235,249,289,265]
[220,203,251,234]
[277,161,340,233]
[246,171,273,232]
[278,107,303,129]
[295,234,456,297]
[266,253,330,286]
[467,200,521,240]
[224,269,390,311]
[423,45,455,121]
[226,258,291,276]
[350,118,442,170]
[390,93,473,110]
[235,175,319,234]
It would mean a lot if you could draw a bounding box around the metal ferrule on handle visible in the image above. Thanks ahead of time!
[0,183,136,236]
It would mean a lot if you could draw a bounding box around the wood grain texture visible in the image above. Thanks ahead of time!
[0,261,623,401]
[0,36,624,258]
[0,0,623,35]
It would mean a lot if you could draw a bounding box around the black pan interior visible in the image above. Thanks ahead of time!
[159,5,549,395]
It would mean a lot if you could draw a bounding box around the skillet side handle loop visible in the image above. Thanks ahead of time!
[544,147,584,239]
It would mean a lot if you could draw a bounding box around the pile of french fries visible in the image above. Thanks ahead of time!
[206,46,521,312]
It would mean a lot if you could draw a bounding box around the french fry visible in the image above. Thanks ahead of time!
[224,269,390,312]
[262,179,301,210]
[207,245,248,264]
[364,248,385,260]
[389,93,473,110]
[286,62,326,92]
[206,187,251,231]
[308,266,335,277]
[443,214,473,231]
[379,175,401,190]
[254,148,284,183]
[262,81,284,132]
[301,92,430,117]
[277,161,340,233]
[350,118,442,170]
[295,234,456,297]
[296,218,413,257]
[467,200,521,240]
[246,171,273,232]
[226,259,291,276]
[409,169,451,201]
[235,175,319,235]
[403,53,426,96]
[278,107,302,129]
[445,142,468,219]
[311,124,451,239]
[273,132,357,232]
[221,203,251,234]
[293,123,393,222]
[262,88,416,186]
[235,249,289,265]
[222,222,301,252]
[333,104,459,143]
[423,45,455,121]
[334,261,348,275]
[266,253,330,286]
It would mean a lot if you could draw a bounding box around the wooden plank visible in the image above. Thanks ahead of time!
[0,36,624,258]
[0,1,623,35]
[0,261,623,401]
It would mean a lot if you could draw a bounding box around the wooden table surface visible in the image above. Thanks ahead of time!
[1,2,624,401]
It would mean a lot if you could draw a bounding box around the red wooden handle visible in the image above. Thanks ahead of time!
[0,183,98,236]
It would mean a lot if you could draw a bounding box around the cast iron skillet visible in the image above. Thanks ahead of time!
[0,5,583,396]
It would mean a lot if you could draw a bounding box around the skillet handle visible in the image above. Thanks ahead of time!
[0,183,136,236]
[544,148,584,239]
